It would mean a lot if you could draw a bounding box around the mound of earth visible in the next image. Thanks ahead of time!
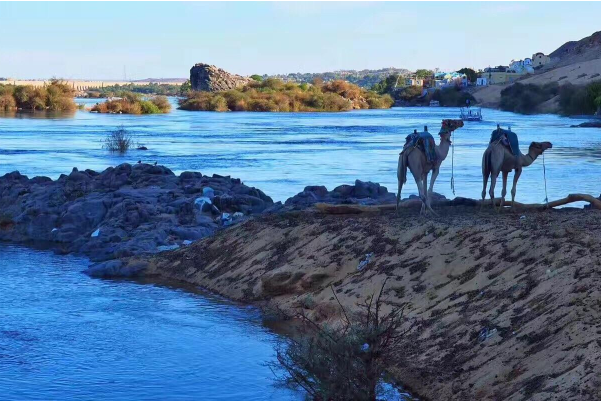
[136,206,601,400]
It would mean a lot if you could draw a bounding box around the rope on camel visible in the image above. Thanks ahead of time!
[542,152,549,208]
[451,129,455,196]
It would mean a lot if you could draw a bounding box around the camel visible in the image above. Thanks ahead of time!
[482,137,552,211]
[396,120,463,215]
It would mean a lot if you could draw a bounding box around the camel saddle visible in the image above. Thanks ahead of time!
[490,127,519,157]
[403,131,437,163]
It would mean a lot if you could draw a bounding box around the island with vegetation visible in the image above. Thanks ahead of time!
[178,78,394,112]
[86,81,190,98]
[91,92,171,114]
[0,79,76,112]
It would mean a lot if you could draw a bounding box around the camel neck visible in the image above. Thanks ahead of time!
[437,139,451,160]
[520,151,537,167]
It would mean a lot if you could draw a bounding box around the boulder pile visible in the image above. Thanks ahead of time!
[0,163,273,263]
[189,63,251,92]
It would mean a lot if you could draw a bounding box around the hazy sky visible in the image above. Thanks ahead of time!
[1,2,600,79]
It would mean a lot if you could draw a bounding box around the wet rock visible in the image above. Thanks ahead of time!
[0,163,274,262]
[286,180,397,208]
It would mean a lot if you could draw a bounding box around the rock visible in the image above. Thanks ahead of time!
[571,121,601,128]
[84,259,147,278]
[286,180,397,208]
[0,162,274,262]
[190,63,252,92]
[137,146,148,150]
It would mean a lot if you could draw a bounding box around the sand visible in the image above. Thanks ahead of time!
[136,205,601,400]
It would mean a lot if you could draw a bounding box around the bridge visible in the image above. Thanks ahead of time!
[0,79,183,91]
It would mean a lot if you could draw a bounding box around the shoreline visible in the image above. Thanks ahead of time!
[2,164,601,399]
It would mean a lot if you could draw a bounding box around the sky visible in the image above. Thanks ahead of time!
[1,1,600,80]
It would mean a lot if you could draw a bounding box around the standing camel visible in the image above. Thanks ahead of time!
[396,120,463,215]
[482,136,552,210]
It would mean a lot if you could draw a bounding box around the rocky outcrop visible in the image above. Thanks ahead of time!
[0,163,272,263]
[284,179,447,209]
[549,31,601,66]
[190,63,251,92]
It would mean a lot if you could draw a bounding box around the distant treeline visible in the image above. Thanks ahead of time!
[500,81,601,115]
[178,78,393,112]
[86,81,191,98]
[371,72,476,107]
[0,79,76,111]
[91,92,171,114]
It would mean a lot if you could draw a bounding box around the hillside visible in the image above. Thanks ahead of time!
[139,206,601,400]
[549,31,601,68]
[473,32,601,111]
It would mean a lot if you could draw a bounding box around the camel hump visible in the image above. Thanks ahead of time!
[491,127,519,157]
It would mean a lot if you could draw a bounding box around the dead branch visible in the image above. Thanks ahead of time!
[314,193,601,214]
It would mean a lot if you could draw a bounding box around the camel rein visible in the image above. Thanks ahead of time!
[451,130,455,195]
[542,152,549,208]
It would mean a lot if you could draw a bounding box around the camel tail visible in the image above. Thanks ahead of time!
[482,148,491,179]
[396,152,407,211]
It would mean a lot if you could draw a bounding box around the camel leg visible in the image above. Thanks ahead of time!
[396,178,403,215]
[511,168,522,210]
[426,169,438,216]
[500,171,508,210]
[489,171,499,211]
[413,174,425,215]
[481,171,489,211]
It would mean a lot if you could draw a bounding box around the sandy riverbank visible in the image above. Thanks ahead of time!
[137,206,601,400]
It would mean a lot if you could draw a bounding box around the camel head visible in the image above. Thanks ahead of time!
[528,141,553,158]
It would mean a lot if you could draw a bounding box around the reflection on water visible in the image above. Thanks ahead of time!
[0,244,299,401]
[0,98,599,204]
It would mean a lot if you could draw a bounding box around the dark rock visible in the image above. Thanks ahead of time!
[0,163,274,262]
[84,259,147,278]
[137,146,148,150]
[286,180,397,208]
[571,121,601,128]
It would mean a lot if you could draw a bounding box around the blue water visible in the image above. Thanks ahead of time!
[0,244,298,401]
[1,99,599,203]
[0,102,599,400]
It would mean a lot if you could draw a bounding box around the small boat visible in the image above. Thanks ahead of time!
[460,107,482,121]
[429,100,440,107]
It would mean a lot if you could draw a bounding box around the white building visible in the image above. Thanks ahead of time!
[476,77,488,86]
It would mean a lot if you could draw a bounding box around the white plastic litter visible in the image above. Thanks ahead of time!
[183,240,193,245]
[202,187,215,198]
[357,252,374,271]
[91,228,100,237]
[233,212,244,218]
[157,244,180,252]
[194,196,212,211]
[51,228,58,233]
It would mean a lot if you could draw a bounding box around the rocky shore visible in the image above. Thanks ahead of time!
[2,164,600,400]
[0,163,274,270]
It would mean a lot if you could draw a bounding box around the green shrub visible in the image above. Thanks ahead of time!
[104,126,134,153]
[139,100,161,114]
[178,79,392,112]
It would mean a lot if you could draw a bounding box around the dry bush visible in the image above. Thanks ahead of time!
[103,126,134,153]
[178,79,392,112]
[269,279,415,401]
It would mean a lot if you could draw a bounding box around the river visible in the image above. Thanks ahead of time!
[0,101,599,400]
[1,99,599,203]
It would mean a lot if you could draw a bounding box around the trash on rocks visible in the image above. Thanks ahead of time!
[221,213,234,226]
[233,212,244,218]
[361,343,369,352]
[182,240,193,246]
[202,186,215,199]
[519,215,526,220]
[51,228,58,233]
[357,252,374,271]
[157,244,180,252]
[91,228,100,237]
[194,196,213,212]
[478,327,497,342]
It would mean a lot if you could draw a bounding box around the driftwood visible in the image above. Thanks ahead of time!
[314,193,601,214]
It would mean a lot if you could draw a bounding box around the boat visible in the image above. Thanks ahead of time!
[429,100,440,107]
[460,107,482,121]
